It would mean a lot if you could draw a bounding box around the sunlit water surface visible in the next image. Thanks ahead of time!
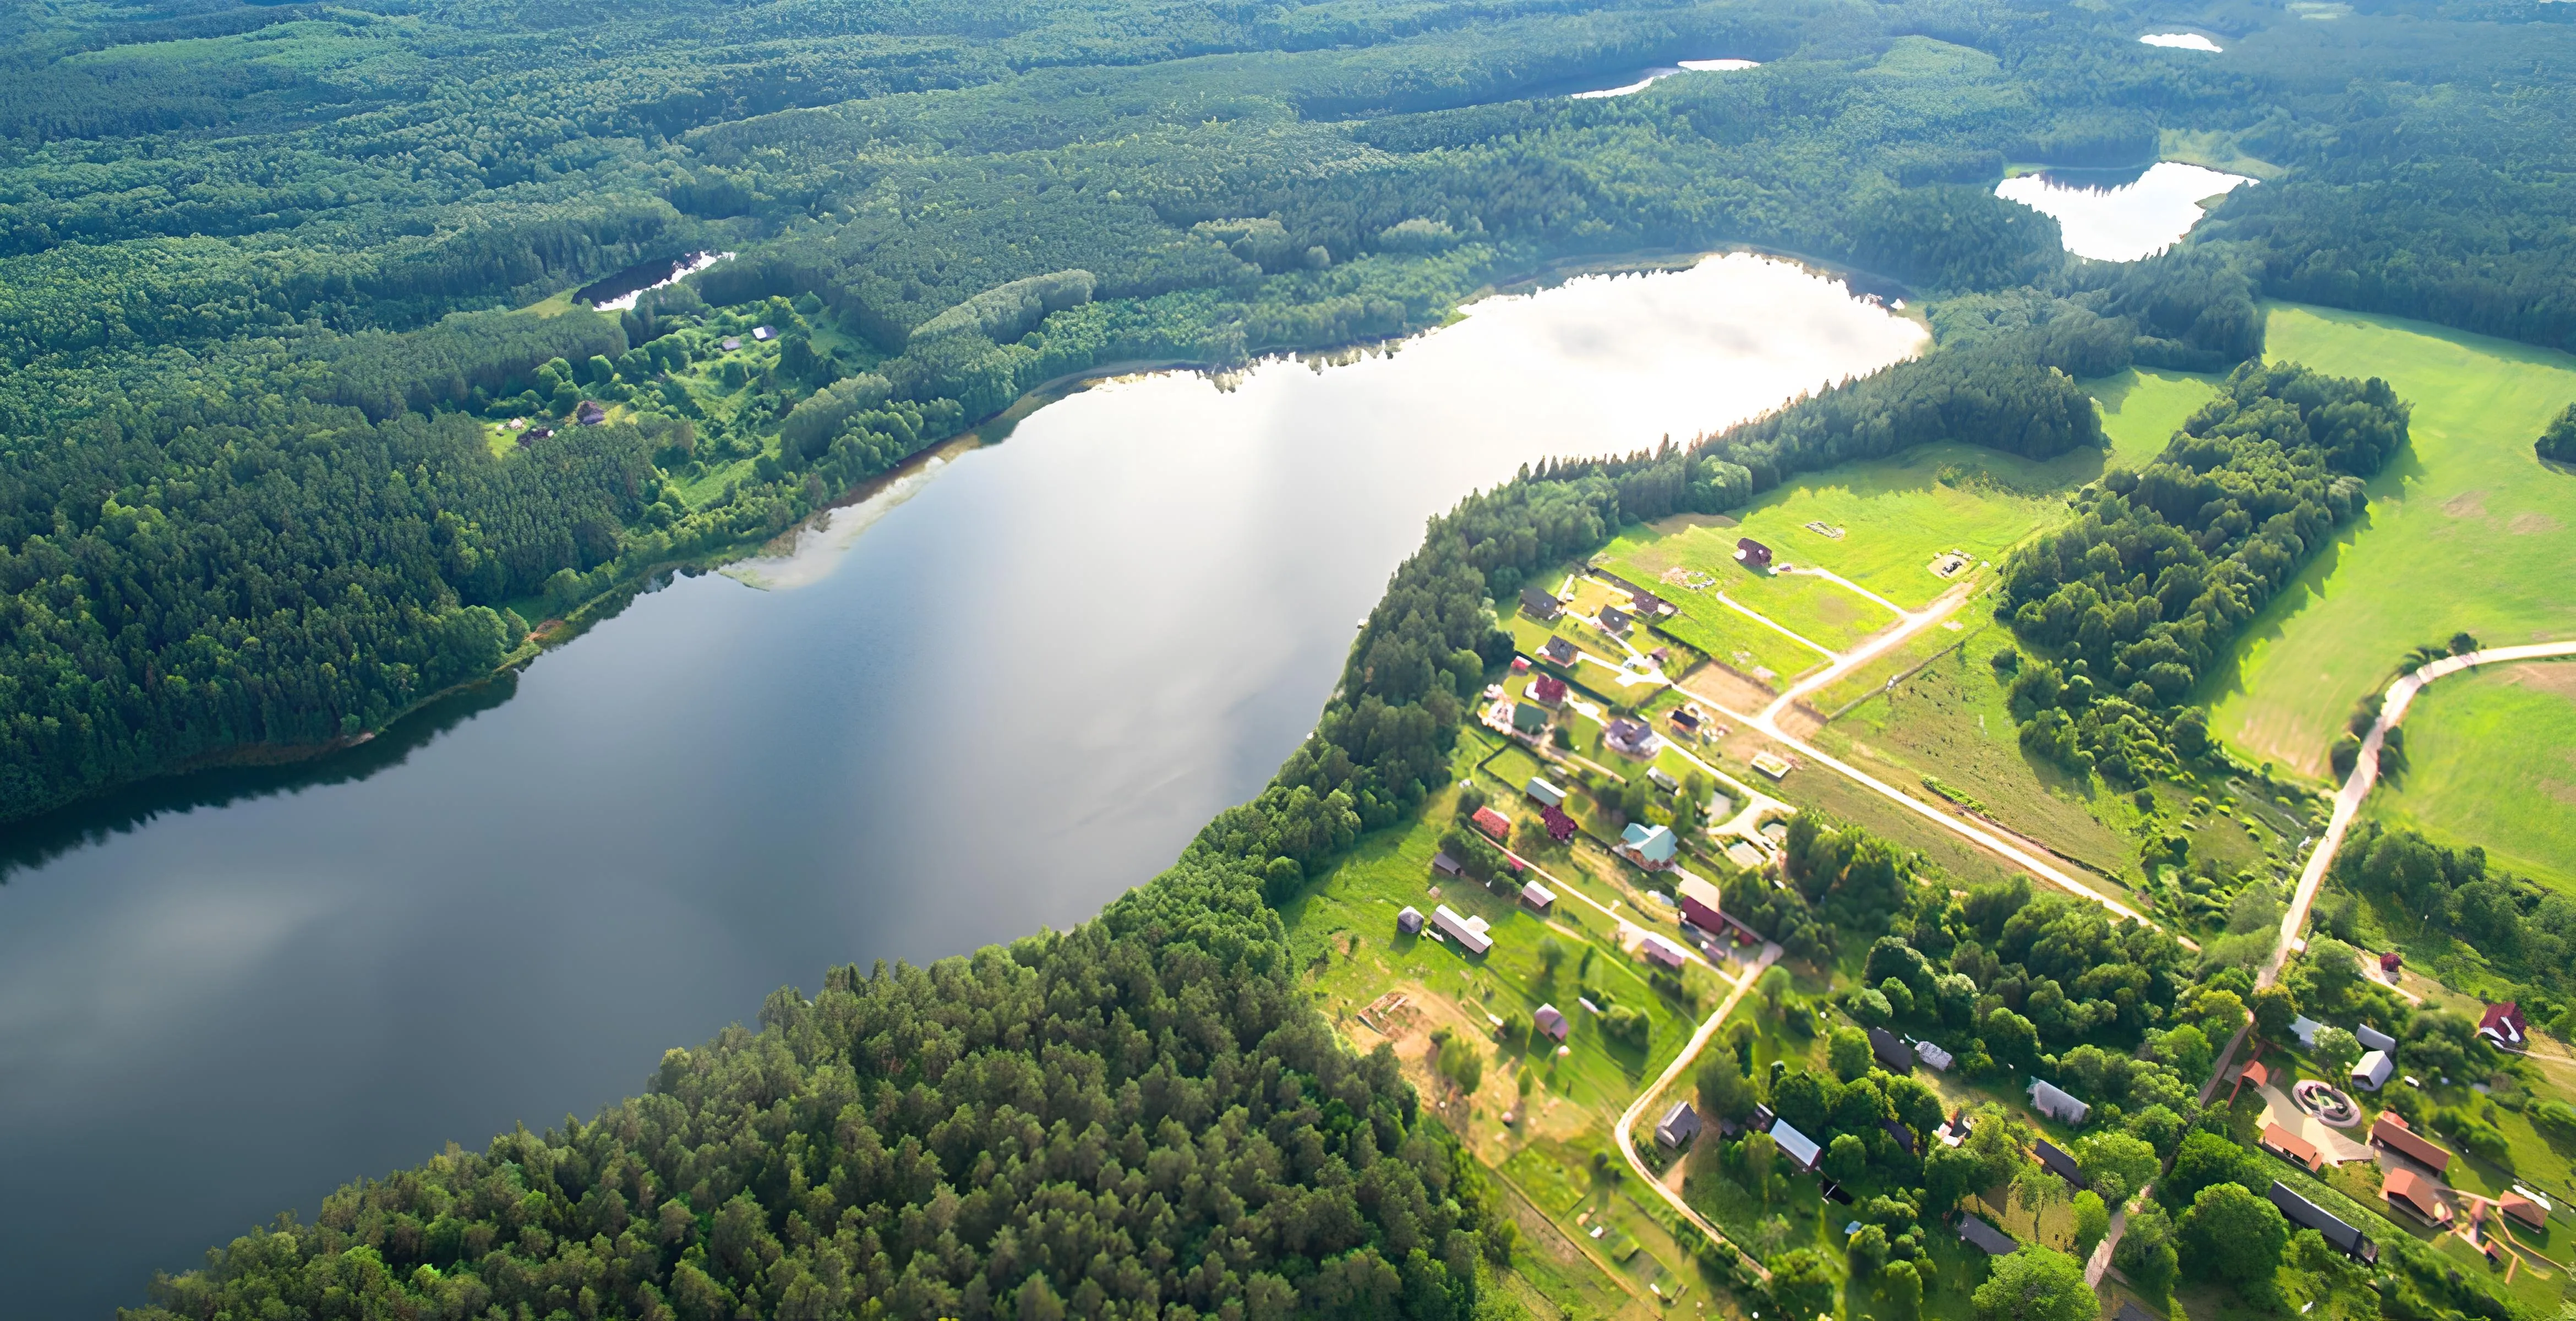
[0,253,1924,1318]
[1996,161,2257,262]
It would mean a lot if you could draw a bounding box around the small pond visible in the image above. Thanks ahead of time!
[1556,58,1760,99]
[2138,32,2223,51]
[1995,161,2257,263]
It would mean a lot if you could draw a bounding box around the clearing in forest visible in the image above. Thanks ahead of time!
[2366,661,2576,894]
[2205,305,2576,779]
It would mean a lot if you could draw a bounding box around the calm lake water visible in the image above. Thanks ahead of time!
[1995,161,2256,263]
[0,253,1923,1318]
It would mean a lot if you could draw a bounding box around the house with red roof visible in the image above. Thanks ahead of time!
[1526,674,1568,706]
[2479,1002,2528,1050]
[1471,806,1512,843]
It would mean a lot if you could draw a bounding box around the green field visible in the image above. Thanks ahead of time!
[2089,365,2224,467]
[1656,598,1831,687]
[2367,660,2576,892]
[2206,305,2576,779]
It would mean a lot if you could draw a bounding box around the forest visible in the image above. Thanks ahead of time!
[8,0,2576,819]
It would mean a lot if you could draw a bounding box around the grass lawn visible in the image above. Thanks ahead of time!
[1657,600,1831,689]
[2088,365,2224,468]
[1601,520,1898,653]
[2365,660,2576,894]
[2205,304,2576,780]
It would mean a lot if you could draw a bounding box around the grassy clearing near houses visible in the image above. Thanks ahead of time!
[2206,304,2576,780]
[2366,660,2576,895]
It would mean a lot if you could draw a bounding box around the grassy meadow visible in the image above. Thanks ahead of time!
[2367,660,2576,893]
[2206,304,2576,780]
[2088,365,2222,466]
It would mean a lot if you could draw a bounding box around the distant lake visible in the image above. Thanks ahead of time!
[0,253,1924,1319]
[1551,57,1760,99]
[2137,32,2223,51]
[1996,161,2257,262]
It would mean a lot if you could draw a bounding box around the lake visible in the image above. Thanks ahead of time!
[1995,161,2257,263]
[0,253,1924,1318]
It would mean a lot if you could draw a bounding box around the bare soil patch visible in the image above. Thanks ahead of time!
[2509,511,2562,535]
[1678,663,1773,715]
[2500,660,2576,700]
[2442,489,2488,518]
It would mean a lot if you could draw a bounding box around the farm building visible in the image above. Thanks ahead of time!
[1538,805,1577,842]
[1868,1027,1914,1073]
[1519,585,1564,621]
[1618,822,1677,868]
[2261,1123,2324,1172]
[2288,1015,2325,1047]
[2479,1002,2528,1049]
[1430,905,1492,956]
[1431,851,1462,877]
[1471,806,1512,843]
[1735,537,1772,569]
[2033,1139,2082,1186]
[1540,637,1578,666]
[1656,1100,1702,1149]
[1526,675,1569,706]
[1533,1003,1569,1042]
[1676,875,1725,932]
[1525,777,1566,807]
[2269,1181,2376,1263]
[2027,1079,2090,1125]
[1604,718,1661,758]
[2383,1167,2452,1225]
[1956,1215,2016,1256]
[2356,1023,2397,1052]
[1648,766,1679,793]
[2351,1050,2393,1091]
[1881,1117,1918,1156]
[1769,1121,1822,1171]
[750,325,776,341]
[1519,880,1556,911]
[1913,1039,1953,1071]
[2499,1193,2548,1231]
[2371,1115,2453,1173]
[1639,932,1688,969]
[1396,907,1424,935]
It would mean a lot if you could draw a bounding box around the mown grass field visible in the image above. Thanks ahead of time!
[2367,660,2576,893]
[2206,305,2576,779]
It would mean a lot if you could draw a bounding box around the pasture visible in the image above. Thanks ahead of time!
[2206,305,2576,779]
[2088,365,2222,467]
[2367,660,2576,893]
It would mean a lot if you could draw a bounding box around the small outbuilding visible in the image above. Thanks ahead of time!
[2028,1079,2091,1126]
[1868,1027,1914,1073]
[2371,1114,2453,1174]
[2261,1123,2324,1172]
[575,400,607,425]
[750,325,776,341]
[1639,932,1688,970]
[2379,949,2404,975]
[1471,806,1513,843]
[1525,777,1567,808]
[1676,875,1726,932]
[1913,1039,1954,1072]
[2350,1049,2394,1091]
[1656,1099,1702,1149]
[2499,1193,2548,1231]
[1396,907,1425,935]
[1956,1214,2016,1256]
[1520,880,1556,911]
[1881,1117,1918,1156]
[2288,1014,2325,1047]
[2269,1181,2376,1263]
[1430,904,1492,957]
[2384,1167,2452,1226]
[1533,1003,1569,1042]
[1769,1120,1822,1172]
[1735,538,1773,570]
[1431,851,1463,878]
[2356,1023,2398,1052]
[2033,1138,2083,1187]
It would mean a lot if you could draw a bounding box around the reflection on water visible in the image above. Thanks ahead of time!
[0,252,1921,1319]
[1996,161,2257,262]
[1565,58,1759,98]
[2137,31,2223,51]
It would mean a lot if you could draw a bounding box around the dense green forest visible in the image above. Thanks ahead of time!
[9,0,2576,820]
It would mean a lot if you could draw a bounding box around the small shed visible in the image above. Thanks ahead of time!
[1533,1003,1569,1042]
[750,325,776,341]
[1519,585,1564,621]
[1735,538,1773,570]
[1656,1100,1702,1149]
[575,400,607,425]
[1868,1027,1914,1073]
[2027,1079,2091,1125]
[1520,880,1557,911]
[1639,933,1688,970]
[2356,1023,2398,1052]
[1525,777,1567,807]
[1431,851,1463,878]
[2288,1014,2325,1047]
[1913,1039,1953,1072]
[719,336,743,351]
[2033,1138,2083,1186]
[1396,907,1425,935]
[1956,1214,2016,1256]
[2351,1049,2394,1091]
[1648,766,1679,793]
[1769,1120,1822,1171]
[2499,1193,2548,1231]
